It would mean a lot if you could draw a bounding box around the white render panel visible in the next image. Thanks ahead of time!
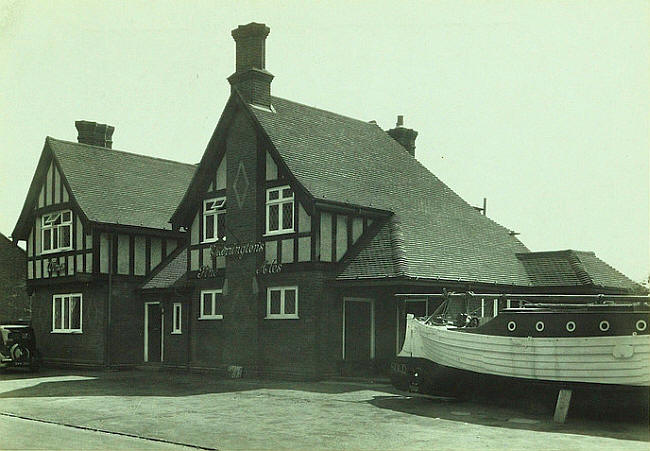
[265,151,278,181]
[45,162,53,206]
[117,234,130,274]
[216,157,227,190]
[190,249,199,271]
[336,215,348,261]
[282,239,294,264]
[150,238,162,269]
[320,212,332,262]
[191,213,199,245]
[134,236,146,275]
[299,203,310,232]
[298,236,311,262]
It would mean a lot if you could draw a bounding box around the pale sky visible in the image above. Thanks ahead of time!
[1,0,648,283]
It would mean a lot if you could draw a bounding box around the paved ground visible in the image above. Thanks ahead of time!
[0,369,648,450]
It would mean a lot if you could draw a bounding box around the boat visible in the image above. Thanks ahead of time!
[390,292,650,400]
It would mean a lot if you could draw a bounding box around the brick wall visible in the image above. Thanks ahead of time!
[0,236,30,322]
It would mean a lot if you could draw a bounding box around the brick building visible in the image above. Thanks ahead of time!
[12,23,642,375]
[0,233,30,322]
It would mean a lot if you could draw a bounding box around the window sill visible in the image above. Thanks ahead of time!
[171,331,182,335]
[41,247,73,256]
[263,230,295,238]
[264,315,300,320]
[51,330,82,334]
[198,315,223,320]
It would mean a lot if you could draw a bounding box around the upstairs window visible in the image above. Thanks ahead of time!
[203,198,226,243]
[52,293,82,333]
[266,186,294,235]
[42,210,72,253]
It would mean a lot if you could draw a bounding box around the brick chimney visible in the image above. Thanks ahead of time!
[387,115,418,157]
[227,23,274,108]
[75,121,115,148]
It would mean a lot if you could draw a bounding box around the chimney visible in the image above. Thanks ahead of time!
[387,115,418,157]
[227,23,274,108]
[75,121,115,148]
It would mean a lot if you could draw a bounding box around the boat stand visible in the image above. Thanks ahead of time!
[553,389,572,423]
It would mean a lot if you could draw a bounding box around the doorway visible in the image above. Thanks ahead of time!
[144,302,163,363]
[342,297,375,361]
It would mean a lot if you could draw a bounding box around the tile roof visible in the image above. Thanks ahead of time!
[141,247,187,290]
[48,138,196,230]
[517,250,642,292]
[250,97,531,285]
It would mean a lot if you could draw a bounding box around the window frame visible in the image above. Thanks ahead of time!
[51,293,82,334]
[41,209,73,254]
[202,197,226,244]
[171,303,182,334]
[199,289,223,320]
[265,286,299,319]
[265,186,295,236]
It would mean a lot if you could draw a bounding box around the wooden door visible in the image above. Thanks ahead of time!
[343,299,374,361]
[145,303,162,362]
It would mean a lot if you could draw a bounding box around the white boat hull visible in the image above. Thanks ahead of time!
[399,316,650,386]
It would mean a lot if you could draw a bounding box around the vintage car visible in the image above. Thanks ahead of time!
[0,323,40,372]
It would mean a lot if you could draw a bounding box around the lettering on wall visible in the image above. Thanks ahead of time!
[210,241,264,259]
[256,259,282,275]
[196,265,217,279]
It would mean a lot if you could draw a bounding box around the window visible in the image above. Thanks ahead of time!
[200,289,223,319]
[265,186,294,235]
[266,286,298,319]
[172,303,182,334]
[202,198,226,243]
[52,294,82,333]
[42,210,72,253]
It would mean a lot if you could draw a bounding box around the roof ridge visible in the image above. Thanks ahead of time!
[46,137,197,168]
[271,96,381,128]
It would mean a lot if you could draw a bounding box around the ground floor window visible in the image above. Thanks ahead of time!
[172,303,182,333]
[200,290,223,319]
[266,286,298,319]
[52,294,82,333]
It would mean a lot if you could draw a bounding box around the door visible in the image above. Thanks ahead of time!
[144,302,163,363]
[343,298,374,361]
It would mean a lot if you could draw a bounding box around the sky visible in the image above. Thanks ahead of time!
[0,0,648,283]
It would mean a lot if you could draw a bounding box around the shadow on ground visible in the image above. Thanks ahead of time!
[368,392,650,443]
[1,367,648,444]
[0,367,390,398]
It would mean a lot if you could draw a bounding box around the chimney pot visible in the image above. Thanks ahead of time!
[75,121,115,148]
[396,115,404,127]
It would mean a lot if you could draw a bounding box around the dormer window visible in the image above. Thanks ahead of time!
[203,197,226,243]
[42,210,72,253]
[266,186,294,235]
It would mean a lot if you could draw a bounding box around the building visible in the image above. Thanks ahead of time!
[12,23,642,376]
[11,124,195,367]
[0,233,30,322]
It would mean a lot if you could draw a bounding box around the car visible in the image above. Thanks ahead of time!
[0,323,40,372]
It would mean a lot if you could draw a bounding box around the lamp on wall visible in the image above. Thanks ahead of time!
[222,278,229,296]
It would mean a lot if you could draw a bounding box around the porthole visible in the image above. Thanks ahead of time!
[566,321,576,332]
[507,321,516,332]
[535,321,545,332]
[599,320,610,332]
[636,320,647,332]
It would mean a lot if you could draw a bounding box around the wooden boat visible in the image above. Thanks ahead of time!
[391,293,650,399]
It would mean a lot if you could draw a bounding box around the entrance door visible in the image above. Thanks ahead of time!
[343,298,375,361]
[144,302,163,363]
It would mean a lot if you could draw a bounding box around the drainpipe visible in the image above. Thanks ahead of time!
[105,233,113,368]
